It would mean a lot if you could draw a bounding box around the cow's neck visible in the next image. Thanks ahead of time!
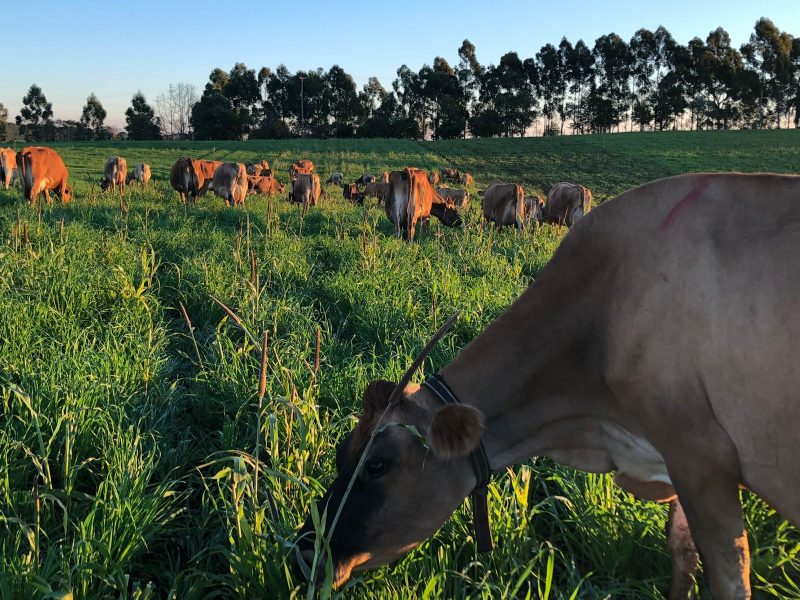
[438,261,606,472]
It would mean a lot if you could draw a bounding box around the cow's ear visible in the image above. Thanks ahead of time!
[362,380,397,417]
[428,404,484,459]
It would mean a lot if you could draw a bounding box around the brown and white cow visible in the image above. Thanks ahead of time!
[17,147,73,205]
[1,148,18,189]
[298,173,800,599]
[326,172,344,185]
[212,162,248,207]
[126,163,152,188]
[364,181,389,204]
[460,172,474,186]
[542,182,592,227]
[289,159,315,182]
[385,167,462,241]
[101,156,127,194]
[441,167,459,181]
[247,175,285,196]
[437,186,469,209]
[481,182,526,230]
[290,172,321,208]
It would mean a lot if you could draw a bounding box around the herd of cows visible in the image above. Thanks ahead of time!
[0,146,593,241]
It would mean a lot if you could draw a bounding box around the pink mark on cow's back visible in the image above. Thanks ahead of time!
[659,176,711,231]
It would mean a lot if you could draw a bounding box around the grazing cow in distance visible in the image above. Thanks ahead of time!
[364,181,389,204]
[290,172,321,209]
[170,157,200,204]
[482,182,526,230]
[437,186,470,209]
[298,172,800,599]
[356,174,376,185]
[17,146,73,205]
[460,172,474,186]
[343,182,364,205]
[428,171,440,186]
[524,194,546,224]
[212,162,248,207]
[327,172,344,185]
[442,167,459,181]
[126,163,152,188]
[542,182,592,227]
[289,159,315,182]
[0,148,18,189]
[385,167,462,241]
[101,156,127,194]
[381,171,389,184]
[247,175,285,196]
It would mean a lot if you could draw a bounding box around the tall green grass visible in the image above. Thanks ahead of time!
[0,131,798,599]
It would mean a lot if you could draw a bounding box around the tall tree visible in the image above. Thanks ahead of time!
[0,102,7,141]
[16,84,54,141]
[80,93,107,140]
[125,92,162,140]
[564,40,595,133]
[191,92,238,140]
[479,52,537,136]
[590,34,633,133]
[536,42,567,133]
[741,18,794,128]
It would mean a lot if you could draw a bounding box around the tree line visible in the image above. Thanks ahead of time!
[1,17,797,143]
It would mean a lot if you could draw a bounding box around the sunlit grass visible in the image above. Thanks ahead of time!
[0,130,798,598]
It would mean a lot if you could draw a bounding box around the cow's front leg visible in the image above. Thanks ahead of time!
[666,453,750,598]
[667,498,699,600]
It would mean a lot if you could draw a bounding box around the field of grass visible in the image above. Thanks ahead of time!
[1,130,799,599]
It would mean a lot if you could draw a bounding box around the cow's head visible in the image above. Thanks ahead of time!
[62,184,73,203]
[100,178,111,192]
[296,379,484,589]
[430,198,463,228]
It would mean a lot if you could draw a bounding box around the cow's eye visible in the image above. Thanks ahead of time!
[365,459,390,479]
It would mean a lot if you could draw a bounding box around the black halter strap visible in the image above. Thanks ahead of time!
[422,373,494,552]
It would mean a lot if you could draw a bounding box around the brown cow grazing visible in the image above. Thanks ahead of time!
[290,172,321,208]
[442,167,460,181]
[101,156,127,194]
[298,173,800,599]
[542,182,593,227]
[17,147,73,205]
[125,163,152,188]
[428,171,440,186]
[524,194,546,224]
[326,172,344,185]
[460,172,474,186]
[195,160,223,193]
[170,157,200,204]
[289,159,315,182]
[364,181,389,204]
[0,148,18,189]
[211,163,248,207]
[247,175,285,196]
[356,174,376,185]
[381,171,389,184]
[343,182,364,205]
[482,182,526,230]
[437,186,470,209]
[385,167,462,241]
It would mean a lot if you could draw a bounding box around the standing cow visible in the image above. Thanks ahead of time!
[126,163,152,188]
[437,186,470,209]
[542,182,592,227]
[212,162,248,207]
[326,172,344,185]
[482,182,526,230]
[101,156,127,194]
[290,173,321,209]
[386,167,462,241]
[0,148,18,189]
[17,147,73,205]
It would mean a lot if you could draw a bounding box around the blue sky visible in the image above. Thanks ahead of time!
[4,0,798,127]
